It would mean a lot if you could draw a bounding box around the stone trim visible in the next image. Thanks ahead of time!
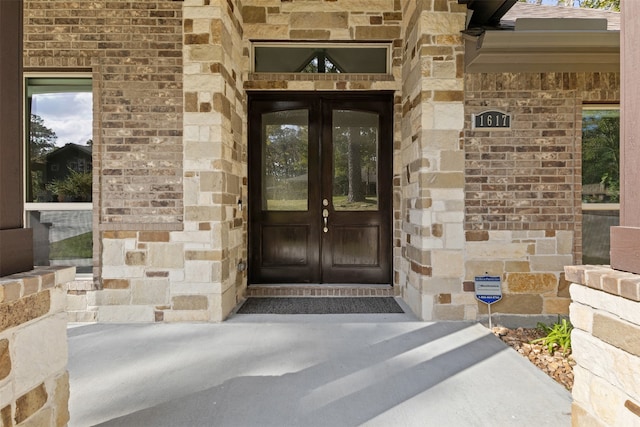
[568,264,640,425]
[99,223,184,232]
[565,265,640,302]
[0,266,74,427]
[569,277,640,426]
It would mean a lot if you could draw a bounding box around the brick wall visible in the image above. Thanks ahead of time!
[566,265,640,426]
[465,72,619,234]
[459,72,620,325]
[24,0,184,226]
[0,267,75,427]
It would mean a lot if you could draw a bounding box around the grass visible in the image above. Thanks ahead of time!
[266,199,308,211]
[50,232,92,259]
[267,196,378,211]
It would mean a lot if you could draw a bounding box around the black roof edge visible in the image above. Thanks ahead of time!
[458,0,518,29]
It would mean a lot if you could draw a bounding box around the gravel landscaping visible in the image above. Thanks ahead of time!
[492,326,575,390]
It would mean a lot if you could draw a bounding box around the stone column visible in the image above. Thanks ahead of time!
[182,0,246,321]
[0,0,33,276]
[399,1,467,320]
[610,0,640,274]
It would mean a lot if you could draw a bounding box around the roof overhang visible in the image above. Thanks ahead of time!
[458,0,620,74]
[464,30,620,73]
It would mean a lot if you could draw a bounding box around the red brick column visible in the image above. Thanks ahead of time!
[610,0,640,274]
[0,0,33,276]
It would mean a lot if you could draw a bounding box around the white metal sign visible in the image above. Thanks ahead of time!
[474,275,502,329]
[474,275,502,305]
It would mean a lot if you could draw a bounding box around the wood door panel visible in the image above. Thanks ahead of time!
[249,92,392,285]
[330,225,380,266]
[262,225,309,266]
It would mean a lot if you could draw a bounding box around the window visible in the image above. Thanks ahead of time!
[581,106,620,264]
[25,76,93,274]
[253,43,390,74]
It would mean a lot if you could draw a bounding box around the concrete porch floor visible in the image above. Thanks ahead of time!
[68,311,572,426]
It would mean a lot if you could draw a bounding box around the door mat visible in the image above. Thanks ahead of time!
[237,297,404,314]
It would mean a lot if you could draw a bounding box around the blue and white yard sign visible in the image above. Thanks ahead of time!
[474,275,502,305]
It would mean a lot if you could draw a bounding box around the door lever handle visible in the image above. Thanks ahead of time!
[322,208,329,233]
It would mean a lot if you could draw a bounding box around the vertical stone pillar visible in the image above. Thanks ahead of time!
[0,0,33,276]
[399,0,467,320]
[610,0,640,274]
[182,0,246,321]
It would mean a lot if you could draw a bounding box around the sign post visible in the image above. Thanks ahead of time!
[474,275,502,329]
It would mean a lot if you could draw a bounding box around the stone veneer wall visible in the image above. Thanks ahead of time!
[22,0,196,321]
[565,265,640,426]
[458,72,620,325]
[398,0,467,320]
[25,1,620,325]
[24,0,249,322]
[179,0,246,321]
[0,266,75,427]
[239,0,470,322]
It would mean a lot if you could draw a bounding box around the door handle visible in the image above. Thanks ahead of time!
[322,208,329,233]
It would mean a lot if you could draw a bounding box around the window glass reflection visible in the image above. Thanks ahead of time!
[262,110,309,211]
[332,110,379,211]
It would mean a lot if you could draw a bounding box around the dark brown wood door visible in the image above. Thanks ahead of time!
[249,93,392,284]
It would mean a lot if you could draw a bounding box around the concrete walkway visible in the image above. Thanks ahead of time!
[68,312,572,427]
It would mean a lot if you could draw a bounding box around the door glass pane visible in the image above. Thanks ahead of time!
[262,109,309,211]
[332,110,378,211]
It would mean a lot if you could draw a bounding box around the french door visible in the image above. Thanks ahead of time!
[248,93,392,284]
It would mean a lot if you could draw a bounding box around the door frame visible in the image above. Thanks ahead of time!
[247,91,394,285]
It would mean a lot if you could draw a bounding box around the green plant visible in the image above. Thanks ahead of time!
[46,168,92,202]
[531,319,573,356]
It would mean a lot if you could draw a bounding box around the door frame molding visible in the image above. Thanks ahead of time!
[247,91,394,285]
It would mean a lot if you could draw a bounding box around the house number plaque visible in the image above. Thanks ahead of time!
[472,110,511,129]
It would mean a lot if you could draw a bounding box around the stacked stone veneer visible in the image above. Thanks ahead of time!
[180,0,247,321]
[457,72,620,325]
[566,265,640,426]
[398,0,467,320]
[0,266,74,427]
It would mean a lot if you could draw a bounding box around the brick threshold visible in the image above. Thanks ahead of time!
[246,284,394,297]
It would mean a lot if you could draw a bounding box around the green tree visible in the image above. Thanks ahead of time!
[28,114,58,201]
[264,121,309,204]
[29,114,57,160]
[577,0,619,11]
[519,0,619,9]
[333,124,377,203]
[582,111,619,202]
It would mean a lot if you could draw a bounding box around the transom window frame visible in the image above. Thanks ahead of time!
[250,42,392,75]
